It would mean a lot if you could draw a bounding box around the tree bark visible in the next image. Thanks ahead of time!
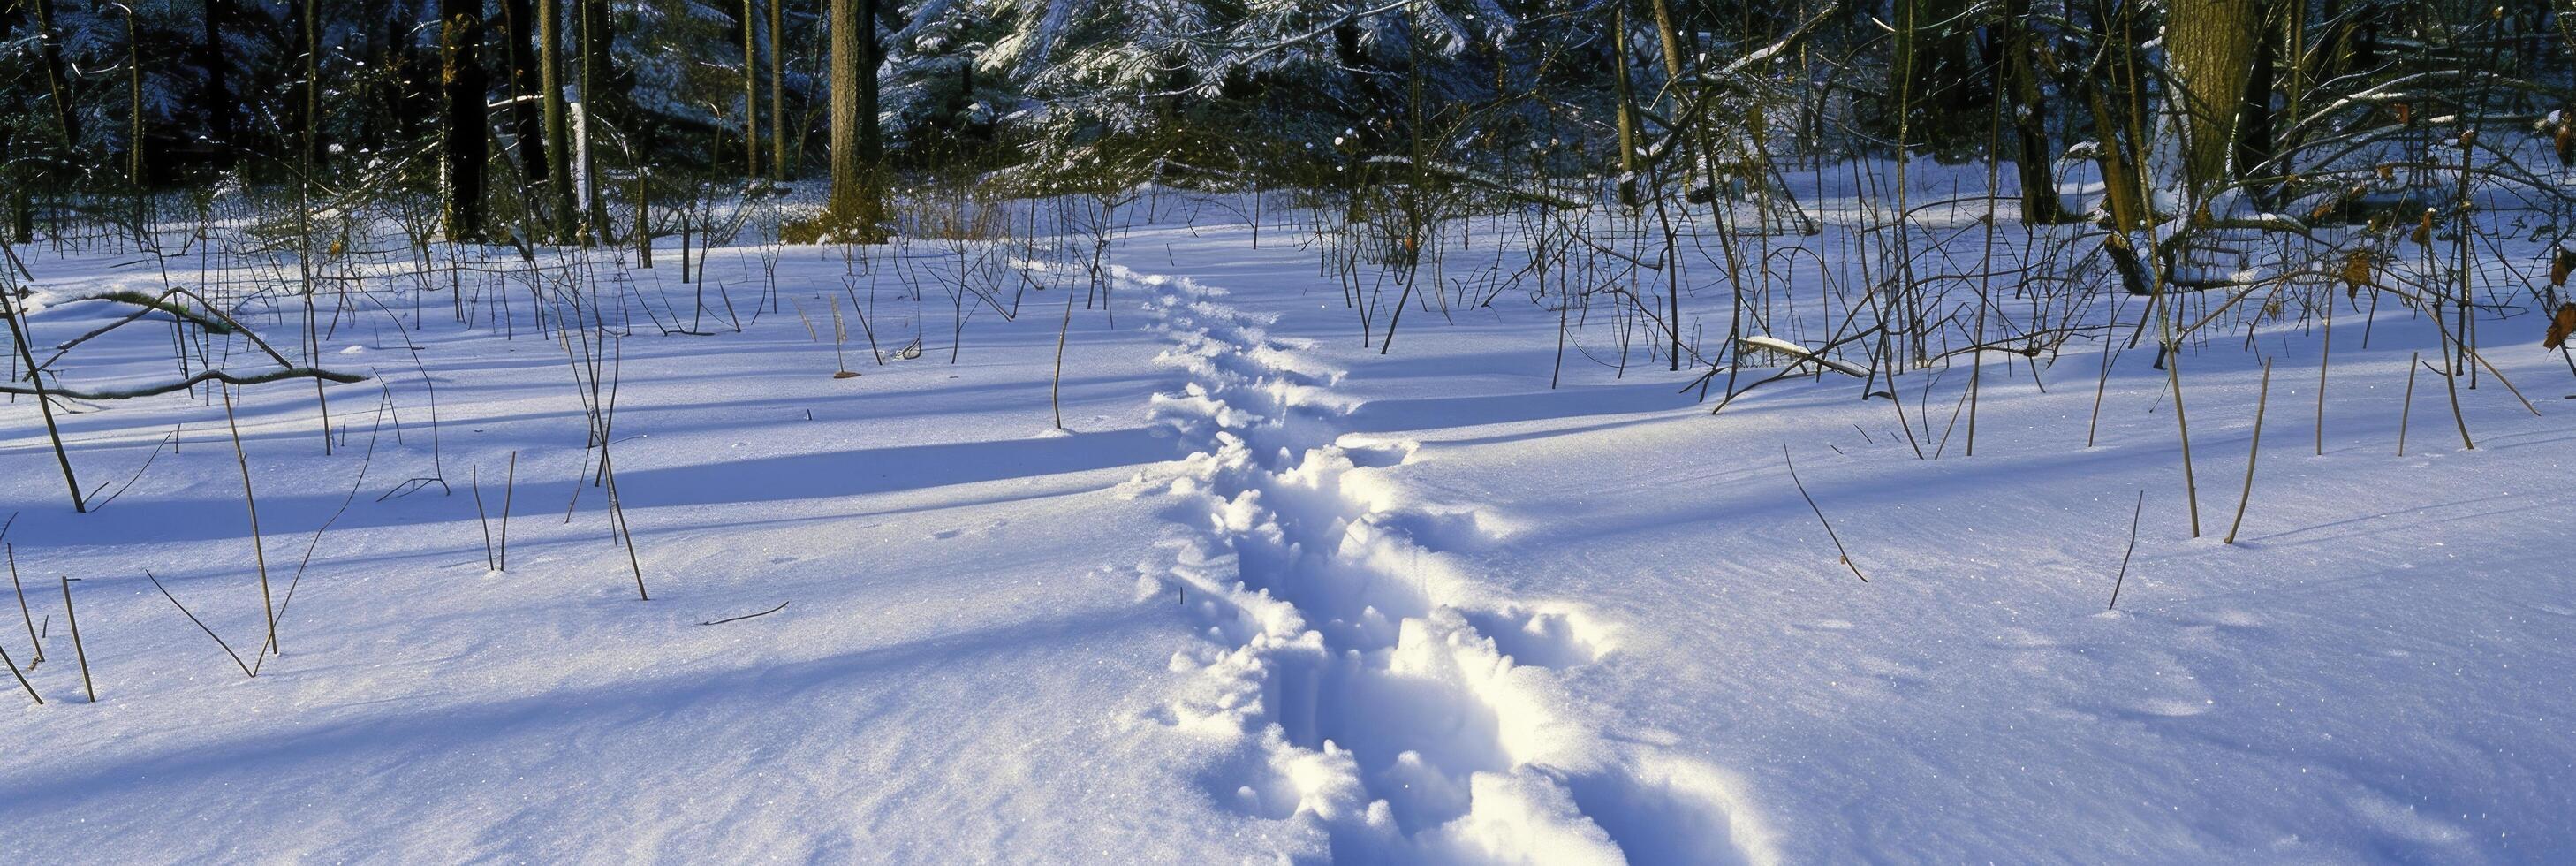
[822,0,884,235]
[441,0,489,240]
[2165,0,2266,194]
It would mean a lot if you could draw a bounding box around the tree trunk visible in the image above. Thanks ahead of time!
[1892,0,1983,157]
[305,0,322,170]
[2165,0,2266,195]
[125,8,144,186]
[540,0,577,242]
[744,0,761,180]
[2234,10,2279,185]
[30,0,80,150]
[441,0,489,240]
[580,0,615,240]
[502,0,548,186]
[1610,6,1639,205]
[1999,0,2071,223]
[769,0,786,179]
[822,0,884,235]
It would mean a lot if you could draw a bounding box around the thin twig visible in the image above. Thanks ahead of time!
[61,576,93,702]
[145,569,254,678]
[1783,444,1867,583]
[9,544,40,666]
[698,601,790,626]
[0,639,36,704]
[2224,359,2274,544]
[2110,490,2144,610]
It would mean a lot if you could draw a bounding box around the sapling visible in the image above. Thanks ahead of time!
[60,576,91,702]
[2224,359,2274,544]
[221,387,281,654]
[1783,444,1866,583]
[2110,490,2144,610]
[2399,351,2421,455]
[0,272,84,512]
[499,451,517,571]
[9,544,39,666]
[2168,343,2202,537]
[146,570,254,678]
[473,464,497,570]
[1,640,35,705]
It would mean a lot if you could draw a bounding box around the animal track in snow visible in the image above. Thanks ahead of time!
[1129,267,1771,864]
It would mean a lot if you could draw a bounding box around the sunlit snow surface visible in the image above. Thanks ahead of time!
[4,174,2572,862]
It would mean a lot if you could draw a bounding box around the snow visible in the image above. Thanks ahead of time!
[4,175,2575,862]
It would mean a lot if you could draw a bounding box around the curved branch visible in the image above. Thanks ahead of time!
[1,367,368,401]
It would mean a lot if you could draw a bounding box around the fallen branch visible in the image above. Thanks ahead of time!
[0,366,367,401]
[1739,336,1869,377]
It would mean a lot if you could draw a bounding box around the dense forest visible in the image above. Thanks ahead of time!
[4,0,2568,245]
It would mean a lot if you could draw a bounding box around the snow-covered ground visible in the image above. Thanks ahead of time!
[4,185,2573,862]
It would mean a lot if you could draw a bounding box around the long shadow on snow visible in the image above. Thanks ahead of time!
[12,428,1178,545]
[0,604,1163,809]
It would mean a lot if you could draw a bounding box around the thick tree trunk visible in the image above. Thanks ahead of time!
[2165,0,2267,194]
[822,0,884,236]
[502,0,548,186]
[441,0,489,240]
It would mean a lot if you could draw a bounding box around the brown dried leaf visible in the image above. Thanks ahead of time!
[2546,304,2576,351]
[2341,250,2373,289]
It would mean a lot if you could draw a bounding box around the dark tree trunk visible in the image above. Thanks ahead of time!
[540,0,576,242]
[502,0,549,185]
[1999,0,2072,223]
[1892,0,1986,158]
[441,0,489,240]
[575,0,625,239]
[820,0,884,235]
[2234,8,2278,185]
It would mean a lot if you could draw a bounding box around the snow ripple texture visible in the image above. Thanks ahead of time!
[1126,266,1777,865]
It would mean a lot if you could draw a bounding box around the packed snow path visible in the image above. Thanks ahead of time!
[1129,267,1772,864]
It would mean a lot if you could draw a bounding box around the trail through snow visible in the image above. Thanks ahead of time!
[1127,266,1772,865]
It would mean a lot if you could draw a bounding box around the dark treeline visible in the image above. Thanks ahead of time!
[1,0,2568,245]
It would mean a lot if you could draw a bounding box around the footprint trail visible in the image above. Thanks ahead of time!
[1125,267,1775,864]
